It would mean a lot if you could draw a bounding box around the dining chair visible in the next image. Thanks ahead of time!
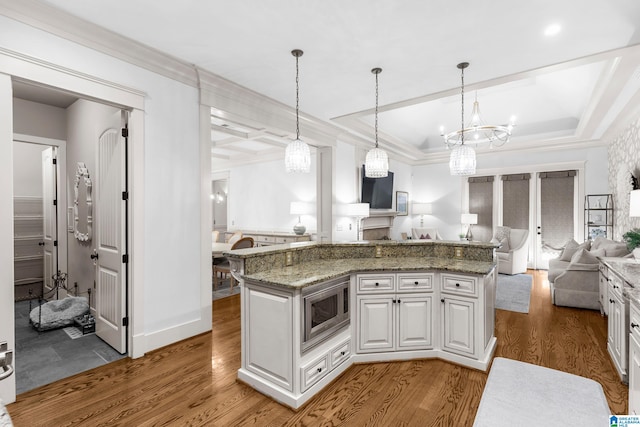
[213,237,254,291]
[227,231,243,246]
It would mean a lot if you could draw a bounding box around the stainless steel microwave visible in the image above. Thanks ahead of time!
[301,276,350,353]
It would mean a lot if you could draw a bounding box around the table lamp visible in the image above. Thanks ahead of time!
[461,213,478,241]
[412,203,433,227]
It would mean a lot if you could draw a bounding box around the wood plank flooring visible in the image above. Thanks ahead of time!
[7,270,628,426]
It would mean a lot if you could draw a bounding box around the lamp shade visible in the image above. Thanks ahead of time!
[631,190,640,217]
[346,203,370,218]
[461,213,478,225]
[290,201,313,215]
[412,203,433,215]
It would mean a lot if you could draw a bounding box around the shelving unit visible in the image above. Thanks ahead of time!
[585,194,613,241]
[13,197,44,301]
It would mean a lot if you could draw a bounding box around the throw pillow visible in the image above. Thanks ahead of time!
[559,239,591,261]
[420,234,426,239]
[425,233,431,239]
[591,236,609,251]
[569,248,599,265]
[496,237,510,253]
[494,226,511,241]
[604,243,630,257]
[589,248,606,258]
[420,234,432,240]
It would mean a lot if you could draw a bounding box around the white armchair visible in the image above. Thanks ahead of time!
[496,228,529,275]
[411,228,443,240]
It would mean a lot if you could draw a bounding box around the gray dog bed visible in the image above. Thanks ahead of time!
[30,296,89,331]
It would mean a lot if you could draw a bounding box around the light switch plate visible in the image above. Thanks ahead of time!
[285,251,293,266]
[454,247,463,258]
[375,246,382,258]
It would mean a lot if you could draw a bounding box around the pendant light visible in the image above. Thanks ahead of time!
[365,68,389,178]
[285,49,311,173]
[449,62,476,176]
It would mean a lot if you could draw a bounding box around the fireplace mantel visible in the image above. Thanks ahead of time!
[362,210,397,239]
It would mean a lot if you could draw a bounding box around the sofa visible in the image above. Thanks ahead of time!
[549,236,631,310]
[494,228,529,275]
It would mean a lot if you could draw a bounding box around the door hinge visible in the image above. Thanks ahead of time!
[53,199,57,206]
[122,254,129,264]
[52,158,57,165]
[122,317,129,327]
[122,191,129,201]
[53,240,58,247]
[122,127,129,138]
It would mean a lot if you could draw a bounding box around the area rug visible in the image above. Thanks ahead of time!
[496,274,532,313]
[473,357,610,426]
[212,279,240,301]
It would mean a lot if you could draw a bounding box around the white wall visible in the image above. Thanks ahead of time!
[228,155,317,234]
[0,15,203,349]
[334,140,358,241]
[13,98,66,141]
[12,142,46,197]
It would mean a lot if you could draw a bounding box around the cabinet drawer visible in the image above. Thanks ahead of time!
[441,274,477,297]
[609,273,624,298]
[301,354,329,391]
[631,305,640,344]
[253,235,276,244]
[276,236,295,244]
[330,339,351,369]
[397,273,433,292]
[357,274,395,293]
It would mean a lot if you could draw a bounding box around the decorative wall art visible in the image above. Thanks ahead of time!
[396,191,408,216]
[74,162,93,242]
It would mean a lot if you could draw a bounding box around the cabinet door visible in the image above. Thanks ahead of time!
[630,334,640,415]
[613,291,627,374]
[441,296,475,356]
[607,285,616,349]
[358,296,394,353]
[599,272,608,315]
[397,296,432,350]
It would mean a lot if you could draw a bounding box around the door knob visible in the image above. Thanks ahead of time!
[0,342,14,381]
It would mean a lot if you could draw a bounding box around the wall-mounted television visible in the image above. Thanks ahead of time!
[361,165,394,209]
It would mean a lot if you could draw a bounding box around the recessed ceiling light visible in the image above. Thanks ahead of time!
[544,23,562,37]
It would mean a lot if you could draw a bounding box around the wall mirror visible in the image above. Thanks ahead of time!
[74,162,93,242]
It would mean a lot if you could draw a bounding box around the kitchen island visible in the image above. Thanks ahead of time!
[225,240,498,409]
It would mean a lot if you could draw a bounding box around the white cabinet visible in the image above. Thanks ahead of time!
[607,270,629,382]
[629,303,640,414]
[441,296,475,356]
[599,263,609,315]
[356,273,434,354]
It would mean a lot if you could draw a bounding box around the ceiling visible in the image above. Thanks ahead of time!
[27,1,640,166]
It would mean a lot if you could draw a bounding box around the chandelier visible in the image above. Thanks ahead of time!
[365,67,389,178]
[285,49,311,173]
[443,62,516,175]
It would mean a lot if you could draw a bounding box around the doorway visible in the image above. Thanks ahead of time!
[11,87,128,394]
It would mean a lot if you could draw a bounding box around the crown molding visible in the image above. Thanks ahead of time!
[0,0,198,87]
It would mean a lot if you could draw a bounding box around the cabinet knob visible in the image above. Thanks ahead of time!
[632,323,639,329]
[317,368,322,373]
[441,298,445,303]
[397,299,401,303]
[414,281,419,285]
[375,282,379,286]
[38,242,45,246]
[610,299,615,304]
[392,299,396,304]
[455,283,460,287]
[340,351,345,356]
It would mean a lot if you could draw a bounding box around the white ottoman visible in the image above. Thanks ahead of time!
[474,357,610,426]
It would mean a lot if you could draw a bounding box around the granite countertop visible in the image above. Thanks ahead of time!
[225,239,498,259]
[243,256,496,289]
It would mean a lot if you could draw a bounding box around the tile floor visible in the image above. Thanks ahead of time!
[14,300,125,395]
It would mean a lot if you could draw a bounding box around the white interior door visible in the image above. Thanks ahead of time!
[95,117,126,354]
[41,147,57,294]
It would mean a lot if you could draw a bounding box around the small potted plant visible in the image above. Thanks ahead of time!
[623,228,640,251]
[458,233,466,241]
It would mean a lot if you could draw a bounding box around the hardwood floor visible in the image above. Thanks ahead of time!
[7,270,627,426]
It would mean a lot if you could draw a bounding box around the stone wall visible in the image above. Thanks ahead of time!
[608,116,640,240]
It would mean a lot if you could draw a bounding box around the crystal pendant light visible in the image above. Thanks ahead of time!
[365,68,389,178]
[285,49,311,173]
[449,62,476,176]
